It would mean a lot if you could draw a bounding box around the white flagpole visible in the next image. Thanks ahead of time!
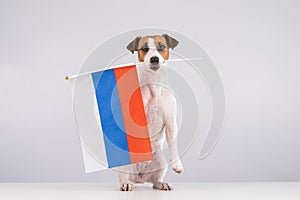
[65,62,136,80]
[65,57,202,80]
[167,57,202,62]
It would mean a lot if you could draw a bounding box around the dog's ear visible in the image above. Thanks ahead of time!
[127,36,141,54]
[162,34,179,50]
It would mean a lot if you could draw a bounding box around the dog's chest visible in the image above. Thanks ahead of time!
[141,86,166,140]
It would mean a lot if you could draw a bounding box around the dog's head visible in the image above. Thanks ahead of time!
[127,34,178,71]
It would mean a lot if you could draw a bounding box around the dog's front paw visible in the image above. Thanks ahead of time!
[172,160,184,174]
[120,183,133,191]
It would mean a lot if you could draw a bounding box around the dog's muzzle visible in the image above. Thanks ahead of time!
[149,56,160,71]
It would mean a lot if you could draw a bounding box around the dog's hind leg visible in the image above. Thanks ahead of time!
[153,181,173,190]
[147,153,173,190]
[151,167,173,190]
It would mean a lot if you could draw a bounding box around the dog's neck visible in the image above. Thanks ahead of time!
[139,64,168,97]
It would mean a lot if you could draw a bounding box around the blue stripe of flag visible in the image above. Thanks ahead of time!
[91,69,131,168]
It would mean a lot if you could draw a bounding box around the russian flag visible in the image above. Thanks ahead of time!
[90,65,153,168]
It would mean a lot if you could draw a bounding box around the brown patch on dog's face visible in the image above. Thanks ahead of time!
[137,36,150,62]
[153,35,169,61]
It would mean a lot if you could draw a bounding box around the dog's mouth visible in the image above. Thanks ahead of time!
[149,64,160,71]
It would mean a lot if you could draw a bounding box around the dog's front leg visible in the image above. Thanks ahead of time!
[117,166,134,191]
[165,101,184,174]
[118,172,133,191]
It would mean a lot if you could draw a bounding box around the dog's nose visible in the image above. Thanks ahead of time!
[150,56,159,64]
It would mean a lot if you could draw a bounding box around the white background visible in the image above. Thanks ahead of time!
[0,0,299,182]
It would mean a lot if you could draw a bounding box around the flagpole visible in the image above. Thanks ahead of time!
[65,62,136,80]
[65,57,202,80]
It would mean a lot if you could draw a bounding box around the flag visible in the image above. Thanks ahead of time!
[89,65,153,169]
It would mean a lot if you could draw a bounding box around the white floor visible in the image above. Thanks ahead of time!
[0,182,299,200]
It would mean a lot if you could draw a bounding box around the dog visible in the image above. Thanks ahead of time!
[116,34,184,191]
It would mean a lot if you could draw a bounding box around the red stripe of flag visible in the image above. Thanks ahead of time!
[114,65,153,164]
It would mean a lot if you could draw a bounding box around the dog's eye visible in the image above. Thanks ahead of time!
[158,44,166,51]
[141,46,149,52]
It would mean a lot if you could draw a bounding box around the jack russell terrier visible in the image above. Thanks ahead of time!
[117,34,184,191]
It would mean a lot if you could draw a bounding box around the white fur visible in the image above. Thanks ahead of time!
[118,37,183,191]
